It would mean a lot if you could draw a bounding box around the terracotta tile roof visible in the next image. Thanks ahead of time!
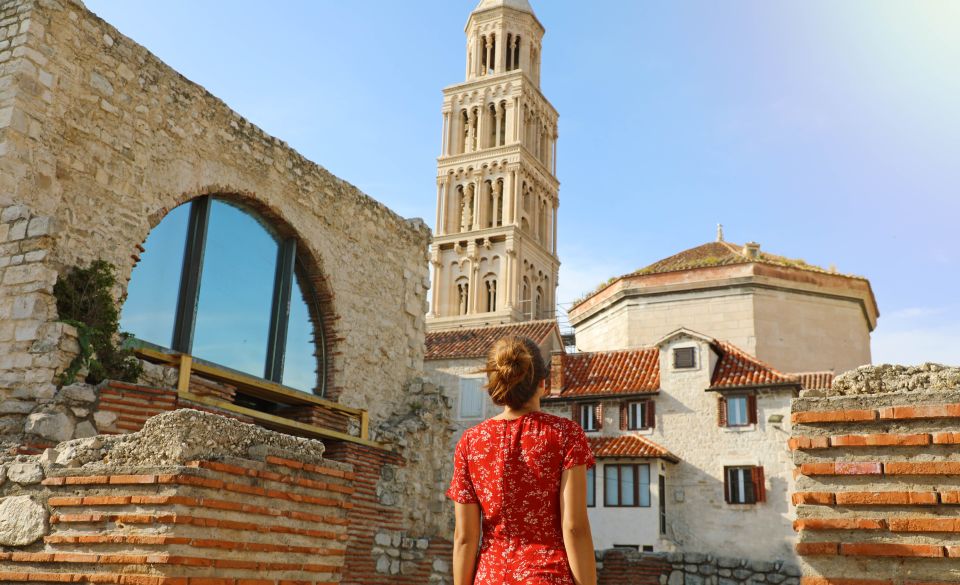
[425,320,559,361]
[552,349,660,397]
[572,240,868,310]
[588,435,679,463]
[629,241,863,280]
[709,341,799,390]
[792,371,835,391]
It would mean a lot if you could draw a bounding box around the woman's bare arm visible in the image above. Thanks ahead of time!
[560,464,597,585]
[452,501,482,584]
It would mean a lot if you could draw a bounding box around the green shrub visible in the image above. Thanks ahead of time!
[53,260,142,385]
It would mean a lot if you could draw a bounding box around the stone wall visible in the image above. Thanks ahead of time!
[0,409,353,584]
[594,549,800,585]
[791,363,960,584]
[0,0,430,431]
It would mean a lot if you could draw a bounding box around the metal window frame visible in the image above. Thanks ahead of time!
[165,195,322,394]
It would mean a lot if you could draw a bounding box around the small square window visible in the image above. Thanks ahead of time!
[724,466,765,504]
[727,395,750,427]
[580,403,600,431]
[673,347,696,368]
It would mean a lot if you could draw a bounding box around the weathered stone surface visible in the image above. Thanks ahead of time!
[0,399,34,414]
[93,410,117,428]
[0,496,47,546]
[830,363,960,396]
[73,420,96,438]
[60,383,96,403]
[6,461,42,484]
[24,410,74,441]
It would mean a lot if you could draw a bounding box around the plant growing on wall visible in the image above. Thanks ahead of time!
[53,259,142,385]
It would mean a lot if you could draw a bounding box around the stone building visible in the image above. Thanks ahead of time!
[0,0,453,582]
[424,0,566,436]
[568,235,880,375]
[541,328,830,561]
[427,0,561,331]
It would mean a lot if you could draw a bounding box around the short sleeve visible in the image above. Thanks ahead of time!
[562,422,596,471]
[445,435,479,504]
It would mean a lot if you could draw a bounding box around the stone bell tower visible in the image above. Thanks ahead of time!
[427,0,560,331]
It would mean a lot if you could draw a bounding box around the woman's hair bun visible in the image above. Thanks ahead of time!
[482,336,548,410]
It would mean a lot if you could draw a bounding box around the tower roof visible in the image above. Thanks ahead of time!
[473,0,535,15]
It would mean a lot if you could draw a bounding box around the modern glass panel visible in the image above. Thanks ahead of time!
[621,465,636,506]
[193,200,278,377]
[604,465,619,506]
[281,278,318,392]
[639,464,651,507]
[120,203,191,346]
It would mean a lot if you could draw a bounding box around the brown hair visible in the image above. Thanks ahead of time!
[481,336,548,409]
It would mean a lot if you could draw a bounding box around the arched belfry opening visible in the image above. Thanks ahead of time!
[122,194,331,396]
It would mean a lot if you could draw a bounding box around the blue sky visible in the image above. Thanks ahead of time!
[90,0,959,367]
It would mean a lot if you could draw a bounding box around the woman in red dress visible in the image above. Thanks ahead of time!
[446,336,597,585]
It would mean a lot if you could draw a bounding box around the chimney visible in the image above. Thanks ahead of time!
[549,351,563,396]
[742,241,761,259]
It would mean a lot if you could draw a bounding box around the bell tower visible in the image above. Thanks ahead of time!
[427,0,560,331]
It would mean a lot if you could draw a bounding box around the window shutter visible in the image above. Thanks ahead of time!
[619,402,628,430]
[572,403,581,424]
[748,394,758,425]
[646,400,656,429]
[595,403,603,430]
[752,466,766,503]
[722,467,732,504]
[718,396,728,427]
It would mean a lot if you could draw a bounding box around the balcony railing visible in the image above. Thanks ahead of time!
[134,347,379,449]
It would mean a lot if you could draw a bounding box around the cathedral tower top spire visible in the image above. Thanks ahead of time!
[427,1,560,331]
[464,0,544,87]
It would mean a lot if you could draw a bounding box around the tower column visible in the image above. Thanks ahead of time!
[435,178,443,235]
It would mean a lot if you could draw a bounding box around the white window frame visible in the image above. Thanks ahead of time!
[628,401,651,430]
[580,403,599,431]
[727,395,750,427]
[725,466,756,505]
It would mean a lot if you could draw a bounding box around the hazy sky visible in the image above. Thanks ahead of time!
[89,0,960,367]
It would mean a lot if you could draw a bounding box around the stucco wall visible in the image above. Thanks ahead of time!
[0,0,430,429]
[545,335,798,562]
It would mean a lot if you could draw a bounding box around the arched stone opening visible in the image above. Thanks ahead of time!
[122,191,336,398]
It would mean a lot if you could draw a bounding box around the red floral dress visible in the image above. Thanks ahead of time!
[446,409,596,584]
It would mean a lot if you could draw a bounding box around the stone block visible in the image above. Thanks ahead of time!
[74,420,96,438]
[0,496,47,545]
[93,410,117,429]
[0,399,34,414]
[24,410,74,441]
[6,461,42,484]
[25,215,51,236]
[60,383,96,403]
[0,204,29,222]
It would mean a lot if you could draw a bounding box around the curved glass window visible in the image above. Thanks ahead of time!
[120,196,323,394]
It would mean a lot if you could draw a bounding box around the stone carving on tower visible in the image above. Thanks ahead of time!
[427,0,560,331]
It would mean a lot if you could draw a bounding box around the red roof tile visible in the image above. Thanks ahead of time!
[709,341,798,389]
[588,435,679,463]
[553,349,660,397]
[425,320,559,361]
[792,371,834,391]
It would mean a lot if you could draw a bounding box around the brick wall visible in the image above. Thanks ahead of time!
[0,420,355,584]
[323,441,452,585]
[791,365,960,585]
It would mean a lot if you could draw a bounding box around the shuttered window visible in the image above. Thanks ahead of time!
[673,347,696,368]
[625,400,655,430]
[721,394,758,428]
[579,402,601,431]
[724,466,766,504]
[458,378,485,419]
